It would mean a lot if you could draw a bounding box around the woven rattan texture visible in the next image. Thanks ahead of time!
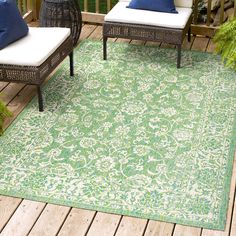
[40,0,82,46]
[0,36,73,85]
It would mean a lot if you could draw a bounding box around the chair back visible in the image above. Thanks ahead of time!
[119,0,193,8]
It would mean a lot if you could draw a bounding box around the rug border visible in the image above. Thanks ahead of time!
[1,40,236,231]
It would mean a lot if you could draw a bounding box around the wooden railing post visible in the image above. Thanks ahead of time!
[84,0,88,12]
[27,0,37,20]
[95,0,99,13]
[107,0,111,12]
[193,0,199,25]
[206,0,212,26]
[219,0,225,24]
[234,0,236,17]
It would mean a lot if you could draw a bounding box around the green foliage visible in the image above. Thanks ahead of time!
[0,99,12,136]
[78,0,118,14]
[213,18,236,70]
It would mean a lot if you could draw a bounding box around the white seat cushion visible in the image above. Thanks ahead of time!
[0,27,70,67]
[105,2,192,29]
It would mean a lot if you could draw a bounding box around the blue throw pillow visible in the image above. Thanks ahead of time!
[127,0,178,14]
[0,0,29,49]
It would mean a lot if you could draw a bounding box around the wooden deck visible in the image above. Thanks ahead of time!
[0,24,236,236]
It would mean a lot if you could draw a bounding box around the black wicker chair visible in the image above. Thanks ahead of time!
[40,0,82,47]
[0,28,74,112]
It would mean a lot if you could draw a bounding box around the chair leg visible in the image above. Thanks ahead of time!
[37,85,44,112]
[177,45,181,69]
[103,36,107,60]
[188,27,191,42]
[69,51,74,76]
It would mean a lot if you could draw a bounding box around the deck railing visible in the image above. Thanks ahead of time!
[21,0,236,37]
[192,0,236,36]
[82,0,236,37]
[83,0,112,13]
[80,0,116,23]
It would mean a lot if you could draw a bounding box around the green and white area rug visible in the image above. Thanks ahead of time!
[0,41,235,230]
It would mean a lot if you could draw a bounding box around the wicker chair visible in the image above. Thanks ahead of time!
[103,0,193,68]
[0,27,74,112]
[40,0,82,47]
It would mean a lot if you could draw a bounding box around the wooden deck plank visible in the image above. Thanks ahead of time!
[130,40,146,45]
[201,154,236,236]
[3,85,36,130]
[145,41,161,47]
[191,37,210,52]
[0,200,45,236]
[88,25,103,40]
[160,42,176,48]
[108,37,117,42]
[0,196,22,232]
[173,225,201,236]
[115,216,148,236]
[79,24,97,41]
[58,208,96,236]
[0,83,25,104]
[206,40,216,53]
[28,204,70,236]
[182,36,195,50]
[0,82,8,91]
[116,38,131,43]
[87,212,121,236]
[144,221,174,236]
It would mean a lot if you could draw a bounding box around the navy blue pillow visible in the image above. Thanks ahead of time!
[0,0,29,49]
[127,0,178,14]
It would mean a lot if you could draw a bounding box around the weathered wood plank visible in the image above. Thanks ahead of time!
[130,40,146,45]
[0,82,8,91]
[0,83,25,104]
[202,153,236,236]
[58,208,96,236]
[107,37,117,42]
[145,41,161,47]
[79,24,97,41]
[173,225,201,236]
[160,42,176,48]
[0,196,22,232]
[87,212,121,236]
[144,221,174,236]
[28,204,70,236]
[88,25,103,40]
[116,38,131,43]
[0,200,45,236]
[115,216,148,236]
[191,37,209,52]
[182,35,195,50]
[82,12,105,24]
[206,40,216,53]
[3,85,36,130]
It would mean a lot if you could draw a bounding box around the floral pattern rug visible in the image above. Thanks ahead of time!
[0,40,235,230]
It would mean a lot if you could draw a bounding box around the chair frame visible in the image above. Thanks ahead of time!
[0,35,74,112]
[103,15,193,68]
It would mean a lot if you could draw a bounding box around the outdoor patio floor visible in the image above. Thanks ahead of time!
[0,23,236,236]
